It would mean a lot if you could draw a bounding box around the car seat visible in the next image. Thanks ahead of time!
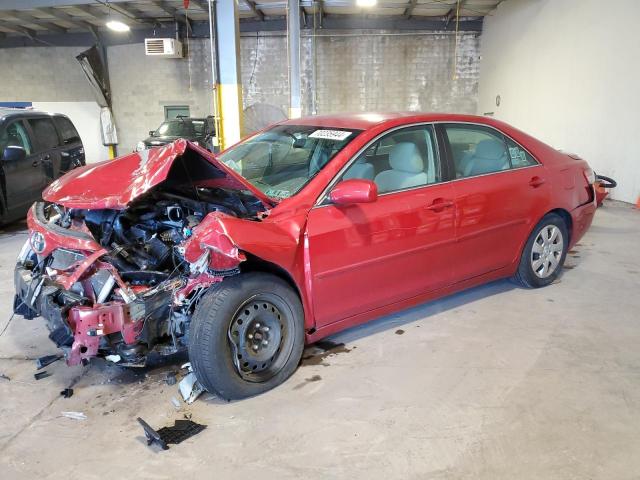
[463,139,509,177]
[374,142,427,193]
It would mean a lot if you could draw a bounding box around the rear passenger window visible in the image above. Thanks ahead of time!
[54,117,81,145]
[444,125,509,178]
[343,125,440,194]
[27,118,60,151]
[505,137,538,168]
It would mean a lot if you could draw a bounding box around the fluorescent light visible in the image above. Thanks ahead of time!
[106,20,130,32]
[356,0,377,6]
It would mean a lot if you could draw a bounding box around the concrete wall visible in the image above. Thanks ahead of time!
[479,0,640,203]
[0,30,481,156]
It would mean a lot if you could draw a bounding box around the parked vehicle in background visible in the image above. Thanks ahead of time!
[0,108,85,224]
[14,113,597,400]
[136,116,217,152]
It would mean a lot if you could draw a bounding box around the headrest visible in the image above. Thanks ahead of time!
[389,142,424,173]
[475,139,507,160]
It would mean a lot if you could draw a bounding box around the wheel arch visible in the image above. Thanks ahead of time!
[545,208,573,242]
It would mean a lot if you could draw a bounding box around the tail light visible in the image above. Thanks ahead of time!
[583,167,596,185]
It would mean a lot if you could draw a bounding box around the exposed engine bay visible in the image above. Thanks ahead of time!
[14,147,267,367]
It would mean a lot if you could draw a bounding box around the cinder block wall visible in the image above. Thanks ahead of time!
[0,30,481,155]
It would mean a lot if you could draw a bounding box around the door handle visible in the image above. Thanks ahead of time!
[529,176,546,188]
[60,151,70,158]
[425,198,454,212]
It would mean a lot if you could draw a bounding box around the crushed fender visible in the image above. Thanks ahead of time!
[14,144,267,369]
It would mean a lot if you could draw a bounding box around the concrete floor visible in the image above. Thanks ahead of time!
[1,200,639,479]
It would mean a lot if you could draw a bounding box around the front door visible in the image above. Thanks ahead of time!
[0,120,44,215]
[439,123,551,280]
[306,124,457,328]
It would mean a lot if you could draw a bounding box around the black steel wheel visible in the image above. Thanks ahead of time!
[188,272,304,400]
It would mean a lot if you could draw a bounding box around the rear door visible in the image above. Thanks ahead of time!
[0,119,43,213]
[53,115,85,173]
[438,123,551,281]
[306,124,457,327]
[26,116,63,187]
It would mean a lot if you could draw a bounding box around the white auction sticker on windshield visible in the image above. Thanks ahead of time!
[309,130,352,141]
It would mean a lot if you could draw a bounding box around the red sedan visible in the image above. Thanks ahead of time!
[14,113,597,399]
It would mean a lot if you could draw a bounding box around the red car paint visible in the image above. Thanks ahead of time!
[23,113,597,364]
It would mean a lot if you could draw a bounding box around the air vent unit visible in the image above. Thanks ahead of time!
[144,38,183,58]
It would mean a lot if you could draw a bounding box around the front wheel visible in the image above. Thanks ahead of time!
[513,213,569,288]
[188,272,304,400]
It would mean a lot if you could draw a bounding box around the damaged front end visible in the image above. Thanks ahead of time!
[14,141,269,367]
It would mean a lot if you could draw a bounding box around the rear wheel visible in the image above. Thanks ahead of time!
[513,213,568,288]
[188,272,304,400]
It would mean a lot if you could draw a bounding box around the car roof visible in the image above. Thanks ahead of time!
[0,108,67,121]
[279,112,504,130]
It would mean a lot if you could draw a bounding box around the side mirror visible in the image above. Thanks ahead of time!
[329,179,378,206]
[2,146,26,162]
[149,130,156,137]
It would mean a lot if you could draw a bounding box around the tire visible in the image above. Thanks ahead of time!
[513,213,569,288]
[188,272,304,400]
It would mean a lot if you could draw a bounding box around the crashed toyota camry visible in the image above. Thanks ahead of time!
[13,113,597,399]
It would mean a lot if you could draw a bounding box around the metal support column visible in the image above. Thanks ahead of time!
[214,0,243,149]
[287,0,302,119]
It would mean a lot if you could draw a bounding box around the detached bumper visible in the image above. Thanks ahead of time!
[570,198,597,248]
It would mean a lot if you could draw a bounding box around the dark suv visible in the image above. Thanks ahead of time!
[0,108,85,223]
[137,116,217,152]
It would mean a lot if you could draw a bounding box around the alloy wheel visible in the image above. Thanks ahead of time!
[530,224,564,278]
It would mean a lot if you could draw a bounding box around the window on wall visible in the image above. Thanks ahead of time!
[443,124,537,179]
[342,125,440,194]
[164,106,190,120]
[27,118,60,152]
[0,121,32,155]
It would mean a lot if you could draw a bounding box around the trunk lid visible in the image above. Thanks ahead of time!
[43,139,274,210]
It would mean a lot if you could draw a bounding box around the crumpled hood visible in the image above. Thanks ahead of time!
[43,139,274,210]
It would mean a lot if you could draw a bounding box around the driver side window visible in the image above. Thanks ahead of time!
[0,121,32,156]
[342,125,440,194]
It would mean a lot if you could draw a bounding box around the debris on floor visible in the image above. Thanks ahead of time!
[105,354,121,364]
[165,371,177,386]
[62,411,87,421]
[60,388,74,398]
[0,373,9,381]
[138,416,206,451]
[178,363,204,404]
[36,354,63,370]
[171,397,181,409]
[34,371,51,380]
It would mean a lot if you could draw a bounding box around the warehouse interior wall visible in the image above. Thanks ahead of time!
[0,30,480,155]
[478,0,640,203]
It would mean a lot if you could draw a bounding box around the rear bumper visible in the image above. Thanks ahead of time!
[569,198,597,248]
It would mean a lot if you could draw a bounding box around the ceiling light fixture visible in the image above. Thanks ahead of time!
[356,0,377,6]
[106,20,130,32]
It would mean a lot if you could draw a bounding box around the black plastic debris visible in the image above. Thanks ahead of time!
[34,371,51,380]
[138,417,206,450]
[60,388,74,398]
[164,371,177,386]
[36,354,63,370]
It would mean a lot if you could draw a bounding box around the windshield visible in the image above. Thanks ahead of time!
[218,125,362,200]
[155,119,204,137]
